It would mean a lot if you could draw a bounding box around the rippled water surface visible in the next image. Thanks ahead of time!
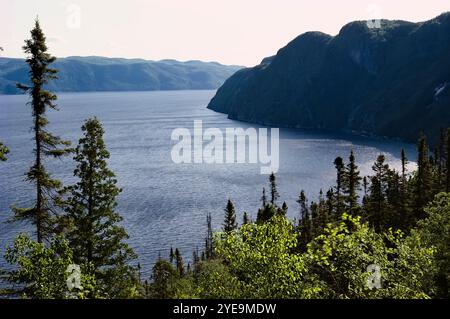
[0,90,416,277]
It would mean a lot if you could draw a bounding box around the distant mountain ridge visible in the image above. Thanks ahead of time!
[208,13,450,144]
[0,56,242,94]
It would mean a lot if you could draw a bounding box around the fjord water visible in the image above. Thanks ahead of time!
[0,90,416,276]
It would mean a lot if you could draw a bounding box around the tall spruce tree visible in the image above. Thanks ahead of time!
[325,188,334,222]
[397,149,412,229]
[333,157,345,216]
[310,201,320,236]
[174,248,184,277]
[269,173,279,205]
[64,118,137,296]
[14,19,71,243]
[297,190,311,250]
[223,199,237,233]
[413,134,434,220]
[150,258,177,298]
[342,151,361,216]
[316,189,329,233]
[385,169,403,229]
[205,213,214,259]
[362,176,368,196]
[367,155,389,231]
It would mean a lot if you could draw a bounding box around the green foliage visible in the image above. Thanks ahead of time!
[223,199,237,233]
[256,204,276,224]
[195,259,242,298]
[215,215,311,298]
[63,118,138,298]
[148,257,196,299]
[204,213,214,260]
[0,141,9,161]
[269,172,279,205]
[412,134,435,221]
[334,157,345,217]
[174,248,185,277]
[4,234,96,299]
[149,259,178,298]
[3,21,450,300]
[305,213,434,298]
[13,18,71,243]
[342,151,362,216]
[296,190,312,251]
[154,211,437,299]
[413,193,450,298]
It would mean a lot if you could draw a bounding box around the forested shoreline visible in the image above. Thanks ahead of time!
[0,19,449,299]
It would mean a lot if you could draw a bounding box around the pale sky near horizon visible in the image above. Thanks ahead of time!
[1,0,449,66]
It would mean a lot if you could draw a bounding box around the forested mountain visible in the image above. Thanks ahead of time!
[208,13,450,145]
[0,56,242,94]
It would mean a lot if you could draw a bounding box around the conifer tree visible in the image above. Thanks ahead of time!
[205,213,214,259]
[385,169,403,229]
[297,190,311,250]
[282,201,288,214]
[310,201,319,235]
[297,190,309,223]
[223,199,237,233]
[150,258,177,298]
[242,212,250,225]
[413,134,434,220]
[187,263,191,275]
[362,176,368,196]
[396,149,413,228]
[334,157,345,216]
[192,247,201,275]
[63,118,137,296]
[261,188,267,206]
[325,189,334,222]
[342,151,361,216]
[277,201,288,216]
[14,19,71,243]
[269,173,279,205]
[256,204,276,223]
[169,247,175,264]
[367,155,389,231]
[316,189,329,233]
[174,248,184,277]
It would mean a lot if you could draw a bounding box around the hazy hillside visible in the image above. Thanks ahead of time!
[208,13,450,144]
[0,56,242,94]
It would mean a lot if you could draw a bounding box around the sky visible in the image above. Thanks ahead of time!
[1,0,449,67]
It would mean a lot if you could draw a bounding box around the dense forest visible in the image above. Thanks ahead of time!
[0,56,242,94]
[0,20,449,299]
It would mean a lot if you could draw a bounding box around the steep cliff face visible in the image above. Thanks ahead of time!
[208,13,450,144]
